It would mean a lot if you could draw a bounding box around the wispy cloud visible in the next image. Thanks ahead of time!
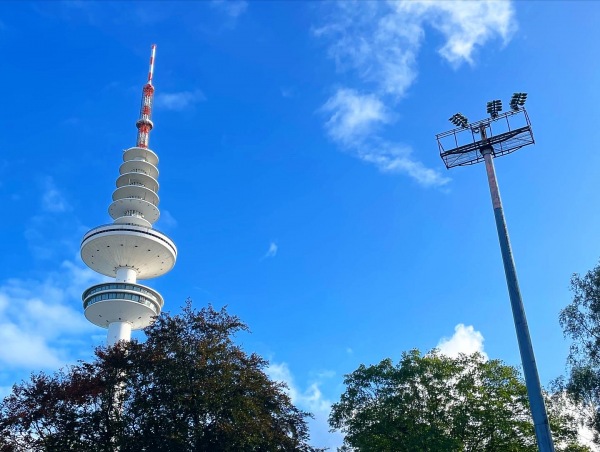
[322,88,391,145]
[155,89,205,111]
[316,1,515,94]
[358,142,450,186]
[267,362,342,449]
[42,176,71,213]
[263,242,278,259]
[320,89,449,186]
[26,177,84,260]
[314,1,422,99]
[61,117,82,127]
[157,209,178,230]
[401,1,517,66]
[436,323,487,359]
[280,87,294,98]
[315,0,516,186]
[210,0,248,19]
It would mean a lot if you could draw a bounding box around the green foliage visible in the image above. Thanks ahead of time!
[329,350,588,452]
[558,260,600,445]
[0,301,319,451]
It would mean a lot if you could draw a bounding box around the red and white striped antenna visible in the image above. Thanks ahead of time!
[147,44,156,85]
[136,44,157,149]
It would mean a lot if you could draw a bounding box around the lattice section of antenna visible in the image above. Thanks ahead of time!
[136,44,157,149]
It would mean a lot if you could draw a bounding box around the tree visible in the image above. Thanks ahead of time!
[329,350,589,452]
[0,301,320,452]
[558,260,600,446]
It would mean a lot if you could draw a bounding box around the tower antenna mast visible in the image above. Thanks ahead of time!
[436,94,555,452]
[136,44,156,149]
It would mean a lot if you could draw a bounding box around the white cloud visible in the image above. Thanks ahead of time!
[358,142,450,186]
[210,0,248,19]
[315,0,516,186]
[0,323,64,368]
[320,92,448,186]
[26,178,85,260]
[267,362,342,449]
[1,177,101,389]
[314,1,422,98]
[436,323,487,358]
[317,1,515,95]
[157,209,178,229]
[154,89,205,111]
[280,87,294,98]
[263,242,278,259]
[578,412,599,451]
[42,176,70,213]
[322,88,391,145]
[396,0,516,66]
[548,392,599,450]
[0,259,103,372]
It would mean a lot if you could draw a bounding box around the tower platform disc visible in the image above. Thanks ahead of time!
[115,172,159,192]
[83,281,164,329]
[119,159,159,179]
[81,224,177,279]
[109,197,160,224]
[123,147,159,166]
[85,299,158,330]
[112,185,159,206]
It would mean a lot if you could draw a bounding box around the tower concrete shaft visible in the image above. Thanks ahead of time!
[81,45,177,345]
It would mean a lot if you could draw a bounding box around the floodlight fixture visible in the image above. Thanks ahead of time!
[510,92,528,111]
[486,99,503,118]
[435,95,556,452]
[449,112,468,128]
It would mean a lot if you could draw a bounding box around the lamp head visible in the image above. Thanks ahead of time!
[510,92,528,111]
[449,112,469,128]
[487,99,503,118]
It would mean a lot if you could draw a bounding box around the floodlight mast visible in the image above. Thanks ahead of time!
[436,96,555,452]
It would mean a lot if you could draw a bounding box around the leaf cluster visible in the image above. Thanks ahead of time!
[558,261,600,445]
[329,350,587,452]
[0,301,319,452]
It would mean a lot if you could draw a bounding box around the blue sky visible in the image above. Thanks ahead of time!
[1,1,599,448]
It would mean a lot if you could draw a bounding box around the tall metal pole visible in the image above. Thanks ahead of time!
[480,127,555,452]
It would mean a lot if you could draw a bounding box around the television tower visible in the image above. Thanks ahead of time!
[80,45,177,345]
[436,94,555,452]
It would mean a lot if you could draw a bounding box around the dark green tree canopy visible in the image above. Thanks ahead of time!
[0,302,320,452]
[329,350,588,452]
[558,260,600,445]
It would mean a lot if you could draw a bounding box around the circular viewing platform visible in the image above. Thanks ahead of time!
[80,224,177,280]
[109,197,160,225]
[119,159,159,180]
[123,147,159,166]
[83,281,164,329]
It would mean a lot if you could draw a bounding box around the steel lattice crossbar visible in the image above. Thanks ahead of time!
[436,109,535,169]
